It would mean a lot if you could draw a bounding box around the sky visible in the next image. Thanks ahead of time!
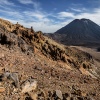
[0,0,100,33]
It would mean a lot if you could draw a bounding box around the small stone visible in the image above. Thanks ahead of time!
[21,78,37,93]
[0,54,4,58]
[0,87,5,93]
[4,72,19,88]
[55,90,63,100]
[30,92,38,100]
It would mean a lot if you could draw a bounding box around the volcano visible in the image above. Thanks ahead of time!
[51,18,100,47]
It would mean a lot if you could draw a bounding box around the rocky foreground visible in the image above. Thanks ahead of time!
[0,18,100,100]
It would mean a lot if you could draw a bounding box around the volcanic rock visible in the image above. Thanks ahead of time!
[0,87,5,93]
[21,78,37,93]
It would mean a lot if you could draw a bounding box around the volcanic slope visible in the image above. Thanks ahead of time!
[0,18,100,100]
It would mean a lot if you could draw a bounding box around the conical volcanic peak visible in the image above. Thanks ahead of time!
[54,18,100,46]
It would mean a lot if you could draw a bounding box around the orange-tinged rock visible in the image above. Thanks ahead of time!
[0,87,5,93]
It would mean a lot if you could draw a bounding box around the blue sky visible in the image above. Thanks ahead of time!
[0,0,100,33]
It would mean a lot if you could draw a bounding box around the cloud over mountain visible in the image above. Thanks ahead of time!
[0,0,100,32]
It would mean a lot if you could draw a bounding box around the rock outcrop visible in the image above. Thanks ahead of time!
[0,18,94,70]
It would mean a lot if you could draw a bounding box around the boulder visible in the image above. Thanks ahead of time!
[21,78,37,93]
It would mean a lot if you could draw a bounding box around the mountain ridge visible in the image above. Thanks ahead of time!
[50,18,100,47]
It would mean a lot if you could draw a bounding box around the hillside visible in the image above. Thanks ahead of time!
[49,18,100,47]
[0,18,100,100]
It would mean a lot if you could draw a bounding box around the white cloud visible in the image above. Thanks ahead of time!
[18,0,41,10]
[74,8,100,25]
[58,12,74,19]
[2,7,100,33]
[18,21,64,33]
[0,0,14,5]
[0,9,23,19]
[32,1,41,10]
[70,8,82,12]
[24,11,45,20]
[18,0,33,4]
[1,0,100,33]
[70,8,87,12]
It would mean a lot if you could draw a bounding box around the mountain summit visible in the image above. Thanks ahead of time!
[52,18,100,46]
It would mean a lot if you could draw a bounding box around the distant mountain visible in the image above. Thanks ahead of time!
[50,18,100,47]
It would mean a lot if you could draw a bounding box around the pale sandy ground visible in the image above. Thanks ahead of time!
[72,46,100,61]
[72,46,100,75]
